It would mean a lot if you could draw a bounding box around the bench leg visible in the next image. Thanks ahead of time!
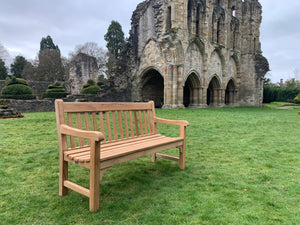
[89,141,101,212]
[59,160,68,196]
[179,146,185,170]
[152,153,157,163]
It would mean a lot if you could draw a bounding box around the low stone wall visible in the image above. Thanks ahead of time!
[1,99,55,113]
[63,90,132,102]
[0,90,132,113]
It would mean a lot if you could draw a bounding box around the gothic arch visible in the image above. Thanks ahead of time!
[207,75,221,106]
[183,71,202,107]
[225,57,238,80]
[139,39,164,74]
[184,39,204,81]
[140,68,164,108]
[225,78,237,105]
[208,50,225,79]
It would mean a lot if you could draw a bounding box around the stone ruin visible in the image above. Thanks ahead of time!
[113,0,269,108]
[67,53,99,95]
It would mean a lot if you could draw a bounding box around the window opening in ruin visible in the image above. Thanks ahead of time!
[232,6,236,17]
[187,0,192,33]
[217,20,221,43]
[166,6,172,32]
[141,69,164,108]
[225,79,235,105]
[196,6,200,35]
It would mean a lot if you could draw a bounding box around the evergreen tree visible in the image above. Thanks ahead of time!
[37,36,64,82]
[104,20,125,59]
[40,35,60,51]
[0,58,8,80]
[10,55,27,78]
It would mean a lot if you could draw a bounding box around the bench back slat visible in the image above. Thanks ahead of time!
[67,113,76,148]
[123,111,129,138]
[56,100,156,149]
[76,113,84,147]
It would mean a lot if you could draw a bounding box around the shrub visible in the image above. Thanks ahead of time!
[294,93,300,104]
[5,77,29,86]
[1,77,36,100]
[42,82,68,99]
[80,79,100,94]
[80,85,100,94]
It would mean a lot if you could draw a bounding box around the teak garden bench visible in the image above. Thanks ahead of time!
[55,100,189,211]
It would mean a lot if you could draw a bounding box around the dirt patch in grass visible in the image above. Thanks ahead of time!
[277,104,300,109]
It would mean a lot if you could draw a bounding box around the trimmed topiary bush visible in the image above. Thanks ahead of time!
[42,82,68,99]
[294,93,300,104]
[80,79,100,94]
[1,77,35,100]
[5,77,29,86]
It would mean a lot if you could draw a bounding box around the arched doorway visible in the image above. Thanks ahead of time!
[225,79,236,105]
[184,73,201,107]
[141,69,164,108]
[207,76,221,106]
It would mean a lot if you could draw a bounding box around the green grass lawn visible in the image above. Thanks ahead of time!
[0,103,300,224]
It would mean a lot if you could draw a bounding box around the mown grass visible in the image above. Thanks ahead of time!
[0,104,299,224]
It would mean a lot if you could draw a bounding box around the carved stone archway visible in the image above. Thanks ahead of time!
[183,72,201,108]
[225,79,236,106]
[207,76,221,106]
[141,69,164,108]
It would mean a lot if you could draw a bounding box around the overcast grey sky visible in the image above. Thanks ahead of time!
[0,0,299,82]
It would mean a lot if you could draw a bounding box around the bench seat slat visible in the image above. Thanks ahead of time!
[64,135,183,163]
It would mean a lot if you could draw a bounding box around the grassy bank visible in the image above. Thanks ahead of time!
[0,104,299,224]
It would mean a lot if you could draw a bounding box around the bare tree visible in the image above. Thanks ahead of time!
[69,42,108,76]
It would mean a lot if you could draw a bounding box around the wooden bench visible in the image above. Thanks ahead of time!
[55,100,189,211]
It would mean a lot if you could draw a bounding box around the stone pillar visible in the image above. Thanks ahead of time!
[163,65,184,109]
[177,65,184,107]
[172,65,178,105]
[164,65,172,106]
[219,88,225,107]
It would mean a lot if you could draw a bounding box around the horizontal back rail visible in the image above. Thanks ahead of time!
[62,102,153,113]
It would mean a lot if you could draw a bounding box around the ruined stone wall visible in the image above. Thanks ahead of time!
[126,0,268,108]
[68,53,98,95]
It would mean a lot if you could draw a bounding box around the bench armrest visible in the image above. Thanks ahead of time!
[60,124,105,142]
[154,117,189,127]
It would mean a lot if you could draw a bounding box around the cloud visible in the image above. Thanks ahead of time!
[0,0,141,60]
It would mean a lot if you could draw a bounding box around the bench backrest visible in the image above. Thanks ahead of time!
[55,100,157,149]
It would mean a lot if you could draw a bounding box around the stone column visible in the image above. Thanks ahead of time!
[219,88,225,107]
[177,65,184,107]
[163,65,184,109]
[172,65,178,105]
[163,65,172,106]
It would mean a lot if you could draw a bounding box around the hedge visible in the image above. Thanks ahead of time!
[263,86,300,103]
